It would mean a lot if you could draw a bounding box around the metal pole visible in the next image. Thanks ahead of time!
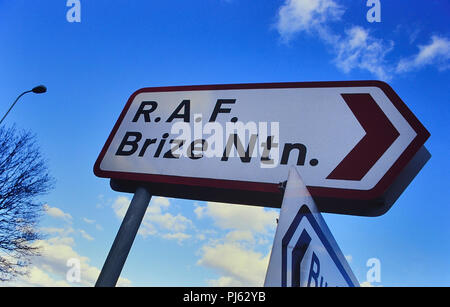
[95,186,152,287]
[0,90,32,126]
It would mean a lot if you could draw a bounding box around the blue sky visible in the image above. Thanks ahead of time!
[0,0,449,286]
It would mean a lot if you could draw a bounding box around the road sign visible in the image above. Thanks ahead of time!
[94,81,430,216]
[265,168,359,287]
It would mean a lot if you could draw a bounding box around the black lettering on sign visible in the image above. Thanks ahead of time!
[132,101,158,122]
[154,133,169,157]
[221,134,258,163]
[281,143,307,166]
[167,100,190,122]
[209,99,236,122]
[116,132,142,156]
[188,139,208,160]
[307,252,328,287]
[163,139,184,159]
[138,138,157,157]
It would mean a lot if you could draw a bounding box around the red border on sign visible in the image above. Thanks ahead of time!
[93,81,430,201]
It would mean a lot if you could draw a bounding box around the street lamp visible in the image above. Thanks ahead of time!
[0,85,47,125]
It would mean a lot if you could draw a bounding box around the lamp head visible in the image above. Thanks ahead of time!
[32,85,47,94]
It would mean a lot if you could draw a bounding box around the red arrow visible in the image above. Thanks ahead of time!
[326,93,400,181]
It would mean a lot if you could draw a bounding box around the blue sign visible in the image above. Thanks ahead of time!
[265,168,359,287]
[281,205,357,287]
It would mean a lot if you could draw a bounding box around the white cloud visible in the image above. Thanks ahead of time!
[113,196,172,219]
[83,217,103,232]
[274,0,397,79]
[41,227,75,238]
[397,35,450,73]
[274,1,450,79]
[138,219,158,237]
[43,204,72,222]
[345,254,352,263]
[148,213,192,233]
[335,26,394,80]
[225,230,254,243]
[2,203,132,287]
[112,196,130,219]
[196,233,206,241]
[46,236,75,247]
[195,202,277,286]
[5,229,131,287]
[360,281,383,287]
[82,217,103,232]
[78,229,94,241]
[360,281,374,287]
[162,232,192,243]
[194,205,206,219]
[153,196,170,208]
[10,267,71,287]
[195,202,278,233]
[208,276,237,287]
[276,0,343,42]
[112,196,193,242]
[197,242,270,286]
[82,217,95,224]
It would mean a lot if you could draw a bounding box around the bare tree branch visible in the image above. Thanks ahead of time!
[0,125,53,282]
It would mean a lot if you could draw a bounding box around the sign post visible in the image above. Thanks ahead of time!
[94,81,430,216]
[93,81,429,286]
[95,186,152,287]
[265,168,359,287]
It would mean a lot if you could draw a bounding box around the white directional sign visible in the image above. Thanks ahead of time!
[264,168,359,287]
[94,82,430,216]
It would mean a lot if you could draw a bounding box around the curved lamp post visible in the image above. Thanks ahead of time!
[0,85,47,126]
